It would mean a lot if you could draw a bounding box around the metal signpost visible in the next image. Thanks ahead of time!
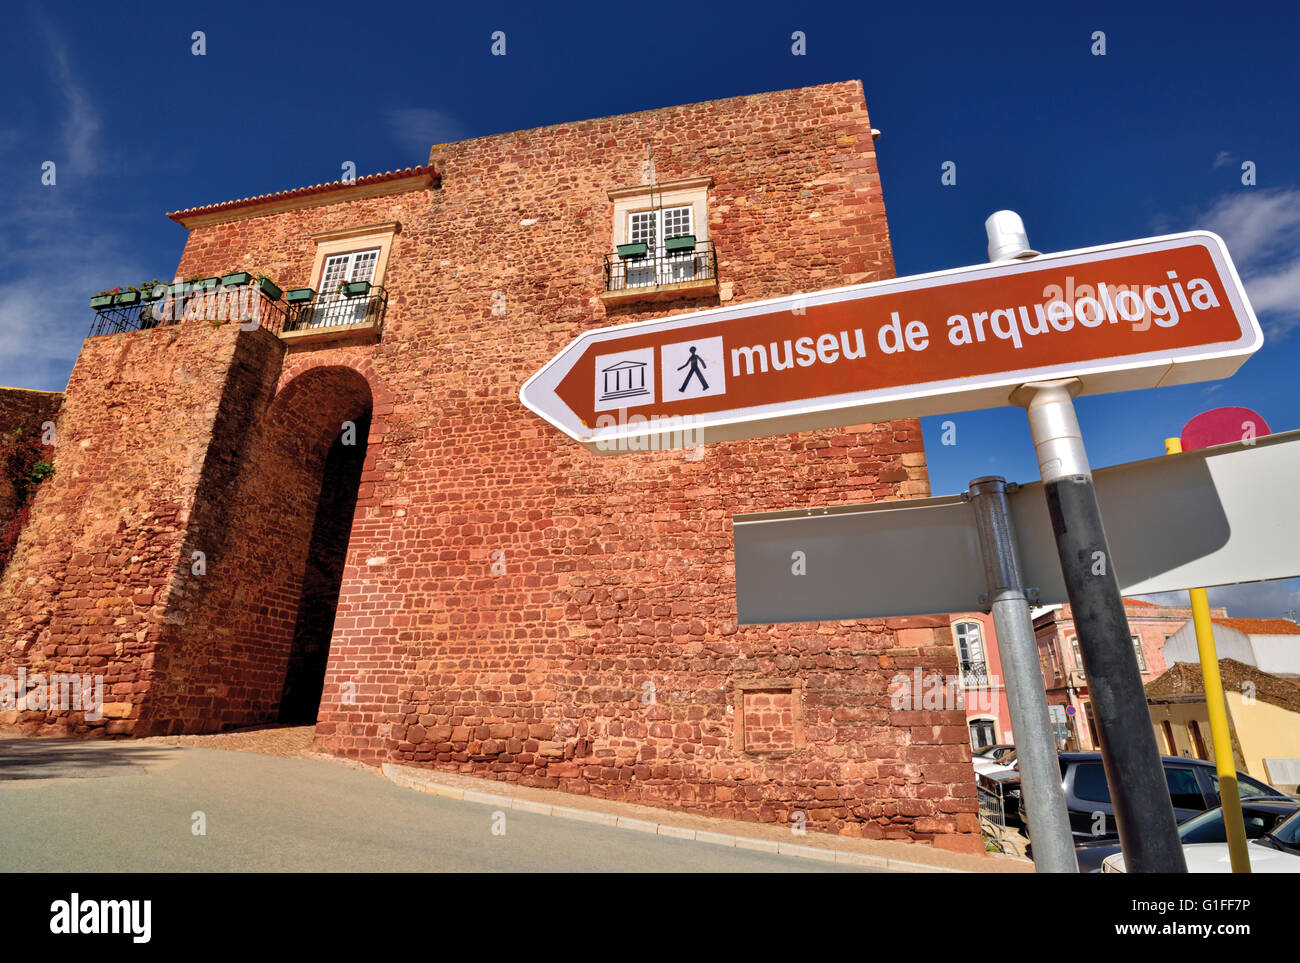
[524,211,1267,873]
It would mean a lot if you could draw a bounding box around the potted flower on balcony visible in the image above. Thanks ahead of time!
[257,275,282,301]
[616,242,648,260]
[285,288,315,304]
[192,276,220,292]
[221,270,252,288]
[113,286,141,306]
[140,279,165,301]
[341,280,371,298]
[90,288,118,309]
[664,234,696,254]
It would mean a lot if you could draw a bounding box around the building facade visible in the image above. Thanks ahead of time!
[1146,658,1300,791]
[1162,617,1300,677]
[946,612,1013,749]
[0,82,982,850]
[1033,598,1227,749]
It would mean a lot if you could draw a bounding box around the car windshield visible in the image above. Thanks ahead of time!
[1177,807,1282,844]
[1269,811,1300,848]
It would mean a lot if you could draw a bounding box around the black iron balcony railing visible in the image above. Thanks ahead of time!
[89,286,287,337]
[283,286,388,334]
[88,284,388,340]
[604,240,717,294]
[960,659,990,687]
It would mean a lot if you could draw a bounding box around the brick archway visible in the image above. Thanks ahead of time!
[263,365,377,724]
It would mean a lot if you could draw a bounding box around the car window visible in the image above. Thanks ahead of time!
[1165,767,1203,809]
[1206,770,1281,799]
[1074,763,1110,803]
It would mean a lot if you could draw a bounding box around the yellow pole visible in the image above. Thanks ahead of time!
[1165,436,1251,873]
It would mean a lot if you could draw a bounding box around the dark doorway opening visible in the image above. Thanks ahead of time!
[278,414,370,723]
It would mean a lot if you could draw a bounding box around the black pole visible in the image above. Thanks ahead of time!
[1044,473,1187,872]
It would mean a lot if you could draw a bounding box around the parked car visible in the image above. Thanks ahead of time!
[1019,752,1286,842]
[1103,804,1300,872]
[1072,798,1300,872]
[971,744,1016,774]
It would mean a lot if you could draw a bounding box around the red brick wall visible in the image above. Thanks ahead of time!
[2,82,979,849]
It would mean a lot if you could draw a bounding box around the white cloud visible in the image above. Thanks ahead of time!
[1200,188,1300,334]
[387,108,466,160]
[1212,150,1234,169]
[1135,578,1300,620]
[37,18,100,176]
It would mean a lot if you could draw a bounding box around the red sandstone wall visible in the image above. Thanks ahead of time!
[0,323,268,733]
[0,387,62,531]
[5,82,978,849]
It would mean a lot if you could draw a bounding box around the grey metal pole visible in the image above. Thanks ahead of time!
[967,476,1078,873]
[988,211,1186,872]
[1009,380,1187,872]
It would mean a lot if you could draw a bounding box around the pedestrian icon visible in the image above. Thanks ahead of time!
[660,336,726,403]
[678,346,709,393]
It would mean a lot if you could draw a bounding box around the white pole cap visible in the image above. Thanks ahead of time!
[985,210,1040,262]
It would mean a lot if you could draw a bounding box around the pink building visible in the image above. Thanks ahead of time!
[1032,599,1226,749]
[946,612,1013,749]
[949,598,1227,751]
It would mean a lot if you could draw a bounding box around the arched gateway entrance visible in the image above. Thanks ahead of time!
[259,365,373,724]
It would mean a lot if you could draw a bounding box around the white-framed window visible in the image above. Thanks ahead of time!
[954,620,988,686]
[969,718,996,750]
[626,205,695,287]
[312,248,379,327]
[1068,634,1084,676]
[1131,635,1148,672]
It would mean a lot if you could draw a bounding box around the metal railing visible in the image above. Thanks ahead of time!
[960,659,990,687]
[89,287,287,337]
[87,284,389,340]
[603,240,717,293]
[283,286,388,334]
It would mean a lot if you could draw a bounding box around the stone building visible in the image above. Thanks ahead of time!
[0,81,980,850]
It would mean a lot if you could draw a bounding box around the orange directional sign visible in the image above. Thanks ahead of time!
[521,232,1261,453]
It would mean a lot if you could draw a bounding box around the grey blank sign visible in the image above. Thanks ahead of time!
[733,429,1300,625]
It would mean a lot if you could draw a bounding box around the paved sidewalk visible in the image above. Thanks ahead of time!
[127,724,1030,873]
[382,764,1031,873]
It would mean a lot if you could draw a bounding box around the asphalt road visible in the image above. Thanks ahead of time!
[0,739,867,872]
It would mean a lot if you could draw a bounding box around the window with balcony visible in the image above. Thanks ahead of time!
[602,177,717,305]
[282,222,397,343]
[954,620,989,687]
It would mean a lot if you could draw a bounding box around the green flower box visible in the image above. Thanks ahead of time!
[167,282,190,298]
[665,234,696,253]
[193,277,220,292]
[113,291,140,306]
[90,294,115,309]
[258,277,282,301]
[142,285,165,301]
[285,288,315,304]
[617,242,648,260]
[342,280,371,298]
[221,271,252,287]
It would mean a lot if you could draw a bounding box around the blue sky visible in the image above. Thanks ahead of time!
[3,1,1298,615]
